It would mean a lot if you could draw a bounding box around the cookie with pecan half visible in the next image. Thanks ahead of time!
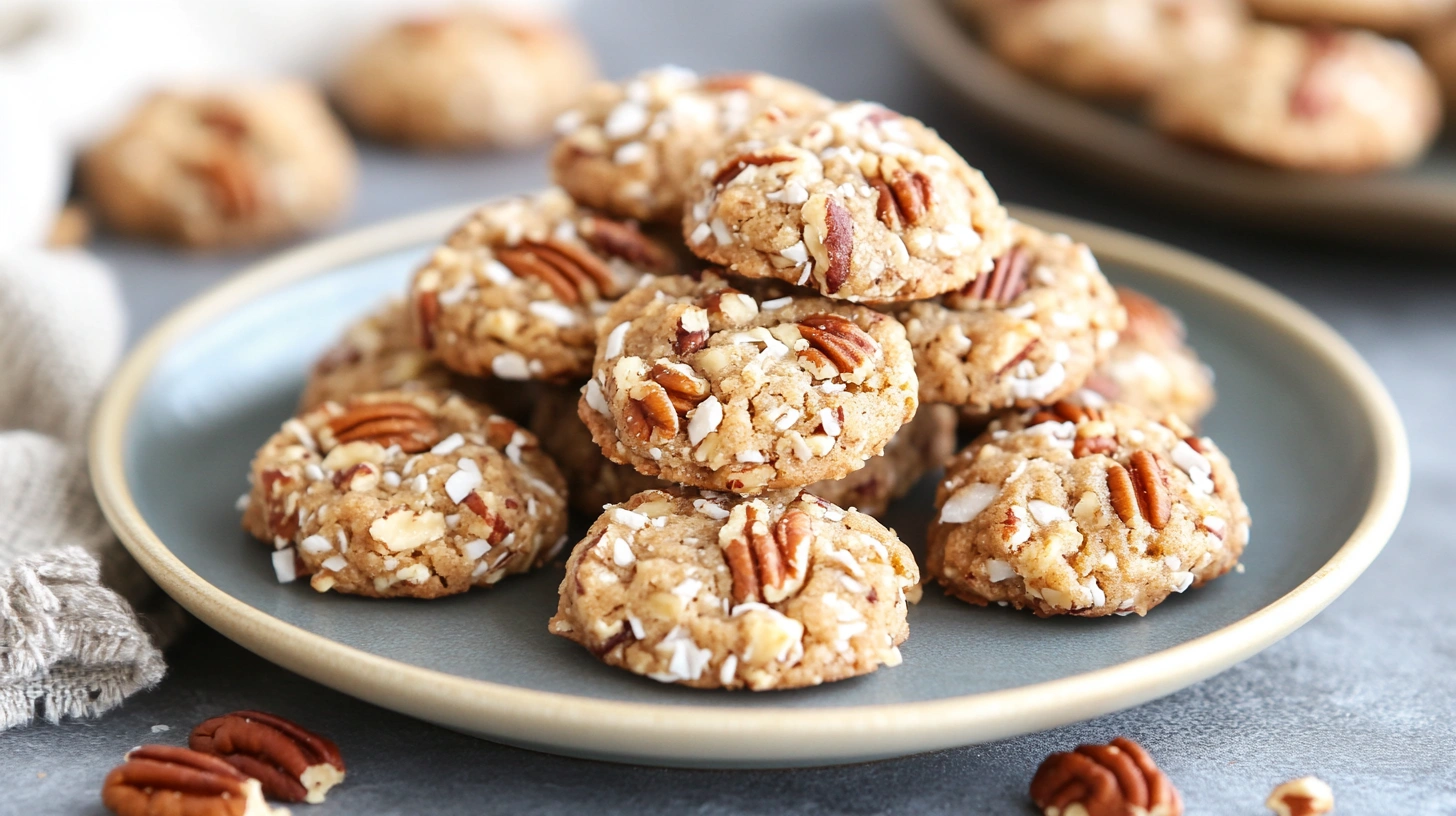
[928,401,1248,617]
[896,222,1124,417]
[241,388,567,598]
[578,272,919,494]
[1077,287,1216,427]
[409,188,678,384]
[683,101,1010,302]
[549,489,918,690]
[551,66,832,223]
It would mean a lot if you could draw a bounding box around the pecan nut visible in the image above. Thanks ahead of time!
[819,196,854,294]
[719,502,812,605]
[1029,737,1183,816]
[323,401,439,453]
[190,710,345,804]
[495,239,615,305]
[651,361,710,413]
[579,216,672,272]
[101,744,281,816]
[711,152,794,187]
[870,161,931,229]
[795,313,879,381]
[1107,451,1171,530]
[1031,400,1103,426]
[625,382,679,442]
[1266,776,1334,816]
[957,245,1031,306]
[674,306,711,355]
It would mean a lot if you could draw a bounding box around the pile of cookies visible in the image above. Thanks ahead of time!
[959,0,1449,173]
[240,67,1250,692]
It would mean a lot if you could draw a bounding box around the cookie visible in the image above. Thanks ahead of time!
[409,188,678,384]
[928,401,1249,617]
[1247,0,1456,34]
[896,222,1125,415]
[684,102,1010,302]
[1149,25,1442,173]
[81,82,356,248]
[241,389,568,598]
[1418,19,1456,106]
[550,67,832,223]
[332,11,596,149]
[535,381,956,515]
[1080,287,1216,427]
[578,272,919,494]
[548,489,919,690]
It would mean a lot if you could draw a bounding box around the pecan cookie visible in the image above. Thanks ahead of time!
[928,401,1249,617]
[897,222,1124,416]
[1149,25,1442,173]
[550,67,831,223]
[536,381,955,515]
[578,272,919,494]
[1247,0,1455,34]
[241,389,567,598]
[980,0,1245,99]
[1419,19,1456,106]
[409,188,677,384]
[333,10,596,149]
[684,102,1010,302]
[1080,287,1215,427]
[81,82,356,249]
[549,489,918,690]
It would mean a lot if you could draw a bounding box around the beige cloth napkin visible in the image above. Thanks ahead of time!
[0,249,173,730]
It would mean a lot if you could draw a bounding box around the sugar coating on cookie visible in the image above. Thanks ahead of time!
[1149,25,1442,173]
[536,381,956,515]
[928,401,1249,617]
[410,188,677,384]
[549,489,919,690]
[684,102,1010,302]
[980,0,1245,99]
[1080,287,1216,427]
[333,10,596,149]
[242,389,567,598]
[897,222,1124,415]
[578,272,919,494]
[1247,0,1456,34]
[550,67,832,223]
[81,82,356,248]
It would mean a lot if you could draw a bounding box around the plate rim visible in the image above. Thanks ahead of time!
[884,0,1456,247]
[90,202,1410,766]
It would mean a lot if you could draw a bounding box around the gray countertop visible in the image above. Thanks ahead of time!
[7,0,1456,812]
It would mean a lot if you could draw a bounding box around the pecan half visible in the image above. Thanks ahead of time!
[712,153,794,187]
[1073,436,1118,458]
[1029,737,1183,816]
[674,306,710,355]
[719,503,811,605]
[1267,776,1334,816]
[959,246,1031,305]
[821,196,855,293]
[190,710,346,804]
[101,744,278,816]
[870,165,932,230]
[580,217,672,272]
[796,313,879,379]
[651,361,710,412]
[626,382,678,441]
[324,401,439,452]
[1031,400,1103,426]
[496,239,614,304]
[1107,452,1171,529]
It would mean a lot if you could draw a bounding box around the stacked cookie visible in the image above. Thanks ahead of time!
[241,67,1249,692]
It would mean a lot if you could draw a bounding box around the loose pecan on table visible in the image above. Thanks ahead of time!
[190,710,346,804]
[1029,736,1183,816]
[101,744,280,816]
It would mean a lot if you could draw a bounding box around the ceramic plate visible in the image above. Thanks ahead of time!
[91,204,1408,768]
[886,0,1456,249]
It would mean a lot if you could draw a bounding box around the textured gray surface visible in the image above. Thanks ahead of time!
[4,0,1455,811]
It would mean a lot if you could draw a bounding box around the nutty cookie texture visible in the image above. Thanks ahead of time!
[684,101,1010,302]
[549,489,919,690]
[1149,25,1442,173]
[333,10,596,149]
[980,0,1244,99]
[536,381,956,515]
[896,222,1125,416]
[409,188,677,384]
[928,401,1249,617]
[550,66,832,223]
[578,272,919,494]
[1080,287,1215,427]
[82,82,356,249]
[242,389,567,599]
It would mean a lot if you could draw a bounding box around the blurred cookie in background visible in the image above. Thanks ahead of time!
[81,81,356,249]
[978,0,1245,99]
[1149,25,1442,173]
[1246,0,1456,35]
[1419,18,1456,106]
[332,9,596,150]
[1081,287,1215,427]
